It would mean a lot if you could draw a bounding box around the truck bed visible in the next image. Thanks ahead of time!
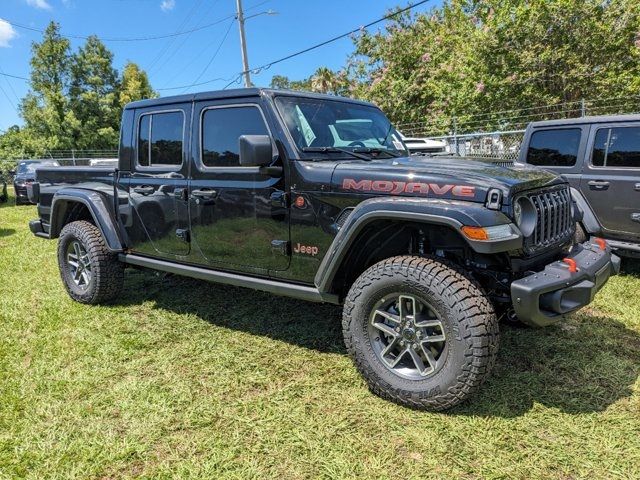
[35,166,117,226]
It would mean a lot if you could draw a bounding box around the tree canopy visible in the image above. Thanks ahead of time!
[272,0,640,135]
[1,22,157,160]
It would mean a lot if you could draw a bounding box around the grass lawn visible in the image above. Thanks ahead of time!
[1,189,638,479]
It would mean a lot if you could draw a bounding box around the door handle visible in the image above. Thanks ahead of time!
[634,183,640,192]
[133,185,155,195]
[191,189,217,199]
[587,180,610,190]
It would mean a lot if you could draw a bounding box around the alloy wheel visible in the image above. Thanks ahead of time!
[368,293,447,380]
[66,240,92,290]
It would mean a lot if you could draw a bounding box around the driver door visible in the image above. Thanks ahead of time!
[188,100,290,274]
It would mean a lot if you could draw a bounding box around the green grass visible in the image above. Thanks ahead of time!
[0,189,638,479]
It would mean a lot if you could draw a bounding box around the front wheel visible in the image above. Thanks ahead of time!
[57,220,124,304]
[342,256,499,411]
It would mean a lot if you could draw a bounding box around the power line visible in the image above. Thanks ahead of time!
[3,0,272,43]
[0,72,29,81]
[146,0,208,73]
[167,0,431,92]
[3,12,237,42]
[247,0,431,76]
[0,66,22,104]
[183,19,236,93]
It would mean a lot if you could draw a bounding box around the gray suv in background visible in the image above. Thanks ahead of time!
[518,115,640,257]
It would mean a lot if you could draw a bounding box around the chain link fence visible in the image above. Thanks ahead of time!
[431,130,525,164]
[397,94,640,163]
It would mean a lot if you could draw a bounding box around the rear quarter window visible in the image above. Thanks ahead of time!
[526,128,582,167]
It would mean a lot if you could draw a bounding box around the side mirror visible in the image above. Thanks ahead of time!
[9,170,16,176]
[239,135,273,167]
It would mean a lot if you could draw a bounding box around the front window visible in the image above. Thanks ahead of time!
[526,128,581,167]
[275,96,407,157]
[201,105,269,167]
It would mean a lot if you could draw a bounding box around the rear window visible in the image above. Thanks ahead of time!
[592,126,640,168]
[526,128,581,167]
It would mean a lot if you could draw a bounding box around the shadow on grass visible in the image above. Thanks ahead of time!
[0,228,16,237]
[117,269,639,418]
[620,257,640,276]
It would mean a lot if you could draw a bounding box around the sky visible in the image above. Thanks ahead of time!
[0,0,439,131]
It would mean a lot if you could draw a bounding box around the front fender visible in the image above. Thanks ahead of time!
[314,196,521,293]
[49,188,123,252]
[570,187,602,235]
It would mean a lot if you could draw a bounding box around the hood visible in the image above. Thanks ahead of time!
[14,173,35,183]
[332,156,561,205]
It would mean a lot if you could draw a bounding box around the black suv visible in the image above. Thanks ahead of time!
[13,160,59,205]
[28,89,618,410]
[518,115,640,257]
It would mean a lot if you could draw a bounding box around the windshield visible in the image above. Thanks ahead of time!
[275,96,408,157]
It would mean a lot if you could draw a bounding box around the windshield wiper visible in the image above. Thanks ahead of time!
[302,146,372,161]
[352,147,403,158]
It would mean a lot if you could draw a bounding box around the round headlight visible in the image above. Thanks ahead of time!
[513,200,522,226]
[514,197,537,237]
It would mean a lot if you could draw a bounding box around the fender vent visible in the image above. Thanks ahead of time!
[335,208,353,230]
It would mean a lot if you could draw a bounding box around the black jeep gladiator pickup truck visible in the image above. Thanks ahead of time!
[28,88,619,410]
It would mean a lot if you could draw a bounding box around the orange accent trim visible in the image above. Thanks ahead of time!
[461,226,489,241]
[563,258,578,273]
[594,237,607,250]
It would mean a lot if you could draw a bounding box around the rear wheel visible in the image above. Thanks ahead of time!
[343,256,499,410]
[57,220,124,304]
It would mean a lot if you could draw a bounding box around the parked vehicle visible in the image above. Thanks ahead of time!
[13,160,59,205]
[0,178,7,203]
[399,133,447,155]
[518,115,640,257]
[28,89,618,410]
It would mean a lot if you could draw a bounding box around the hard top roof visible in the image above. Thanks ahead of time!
[124,88,377,110]
[529,113,640,128]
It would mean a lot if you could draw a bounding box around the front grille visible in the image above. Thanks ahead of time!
[522,185,574,254]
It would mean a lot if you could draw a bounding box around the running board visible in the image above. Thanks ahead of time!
[119,254,339,304]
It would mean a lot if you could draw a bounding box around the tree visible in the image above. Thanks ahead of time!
[270,68,351,95]
[119,62,157,108]
[349,0,640,134]
[69,35,121,149]
[270,74,312,91]
[19,21,76,152]
[1,24,159,156]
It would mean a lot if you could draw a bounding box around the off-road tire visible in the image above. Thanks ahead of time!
[57,220,124,304]
[343,255,499,411]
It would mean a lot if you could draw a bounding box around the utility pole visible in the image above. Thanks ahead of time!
[236,0,252,88]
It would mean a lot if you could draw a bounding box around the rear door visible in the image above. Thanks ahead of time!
[188,99,289,274]
[580,123,640,240]
[125,104,191,258]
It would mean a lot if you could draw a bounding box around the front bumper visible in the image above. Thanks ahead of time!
[510,240,620,327]
[14,184,31,203]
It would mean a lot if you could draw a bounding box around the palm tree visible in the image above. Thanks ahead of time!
[310,67,339,94]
